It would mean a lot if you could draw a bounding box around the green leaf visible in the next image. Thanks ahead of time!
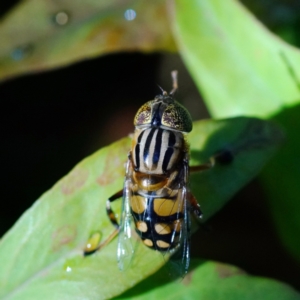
[171,0,300,119]
[0,0,175,81]
[0,117,282,299]
[117,260,300,300]
[260,105,300,261]
[171,0,300,262]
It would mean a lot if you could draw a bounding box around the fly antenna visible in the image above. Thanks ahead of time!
[157,84,168,96]
[170,70,178,95]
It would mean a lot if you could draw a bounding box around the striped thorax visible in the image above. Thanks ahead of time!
[132,128,184,174]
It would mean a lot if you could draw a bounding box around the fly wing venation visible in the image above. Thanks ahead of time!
[117,160,135,271]
[167,186,191,278]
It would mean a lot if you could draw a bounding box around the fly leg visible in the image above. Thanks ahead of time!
[106,189,123,230]
[187,192,203,218]
[106,153,133,230]
[84,189,123,256]
[189,149,234,173]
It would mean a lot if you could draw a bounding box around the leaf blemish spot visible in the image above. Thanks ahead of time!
[215,263,246,279]
[61,168,89,195]
[181,270,194,286]
[52,225,77,252]
[97,140,129,186]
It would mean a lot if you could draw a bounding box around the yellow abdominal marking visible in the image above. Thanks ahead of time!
[155,223,171,234]
[156,240,170,248]
[130,195,147,213]
[136,221,148,232]
[153,197,184,216]
[143,239,153,247]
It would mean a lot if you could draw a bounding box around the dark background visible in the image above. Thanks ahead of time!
[0,0,300,291]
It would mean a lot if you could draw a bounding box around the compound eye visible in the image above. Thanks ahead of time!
[134,101,152,126]
[162,102,193,132]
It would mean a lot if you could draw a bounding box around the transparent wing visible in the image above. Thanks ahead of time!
[167,185,191,277]
[117,159,135,271]
[162,155,191,278]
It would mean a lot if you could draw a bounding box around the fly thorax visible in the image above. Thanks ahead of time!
[132,128,184,174]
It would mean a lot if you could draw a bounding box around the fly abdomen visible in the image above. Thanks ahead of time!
[131,191,185,251]
[132,128,184,174]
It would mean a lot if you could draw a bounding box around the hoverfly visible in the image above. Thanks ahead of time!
[85,71,216,276]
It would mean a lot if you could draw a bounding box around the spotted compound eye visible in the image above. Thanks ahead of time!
[134,101,152,126]
[162,101,193,132]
